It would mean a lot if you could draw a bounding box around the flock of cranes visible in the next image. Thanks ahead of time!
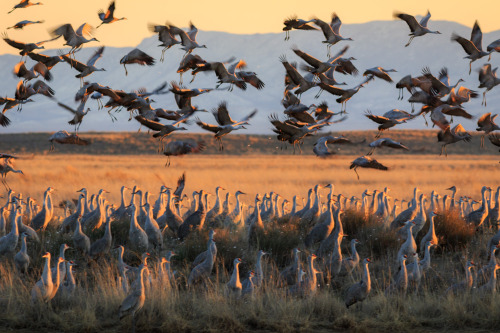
[0,3,499,174]
[0,174,498,329]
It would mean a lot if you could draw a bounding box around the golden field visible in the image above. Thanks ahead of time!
[5,154,500,205]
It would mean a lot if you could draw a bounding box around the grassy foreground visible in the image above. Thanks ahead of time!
[0,154,498,331]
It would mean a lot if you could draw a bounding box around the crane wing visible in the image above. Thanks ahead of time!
[195,119,220,133]
[134,115,165,131]
[292,47,322,68]
[61,55,87,72]
[174,172,185,198]
[57,102,77,115]
[394,12,420,32]
[419,11,431,28]
[451,33,479,55]
[471,21,483,51]
[87,46,105,66]
[213,101,235,125]
[330,13,342,35]
[187,22,198,41]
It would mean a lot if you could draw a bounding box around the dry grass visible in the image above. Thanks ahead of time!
[0,154,499,331]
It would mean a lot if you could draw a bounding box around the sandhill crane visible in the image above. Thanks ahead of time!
[437,124,472,157]
[142,203,162,251]
[170,81,210,102]
[7,20,44,30]
[452,21,491,74]
[466,186,491,228]
[386,254,408,296]
[119,265,147,333]
[365,109,412,138]
[2,33,46,58]
[163,141,205,167]
[241,271,255,297]
[119,48,154,76]
[61,46,106,86]
[304,200,335,248]
[394,10,441,47]
[489,133,500,152]
[168,22,207,56]
[345,258,371,308]
[8,0,43,14]
[318,77,370,112]
[72,218,90,256]
[280,248,301,286]
[313,135,350,157]
[342,239,361,276]
[421,67,463,97]
[269,114,332,153]
[478,64,500,106]
[446,86,479,106]
[134,115,188,151]
[128,205,148,253]
[27,52,65,70]
[49,131,90,151]
[197,60,247,91]
[49,23,99,56]
[149,24,181,62]
[280,55,317,98]
[51,244,70,284]
[292,45,349,76]
[191,230,216,268]
[30,187,54,231]
[196,101,257,151]
[188,239,217,287]
[226,258,242,298]
[445,261,476,295]
[312,13,353,57]
[314,101,344,120]
[367,138,409,155]
[236,70,265,90]
[13,61,51,82]
[57,97,91,133]
[397,221,417,262]
[14,232,29,274]
[0,157,24,190]
[350,156,388,180]
[420,212,438,253]
[178,191,208,241]
[477,113,499,148]
[89,212,113,259]
[363,67,397,83]
[478,264,500,295]
[283,16,317,40]
[97,1,126,28]
[31,252,53,303]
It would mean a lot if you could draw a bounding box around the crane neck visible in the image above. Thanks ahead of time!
[42,254,52,285]
[20,235,27,254]
[363,262,371,289]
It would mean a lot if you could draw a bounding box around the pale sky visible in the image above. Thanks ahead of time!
[1,0,500,55]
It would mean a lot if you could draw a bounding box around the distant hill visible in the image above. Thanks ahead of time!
[1,130,498,156]
[0,20,500,134]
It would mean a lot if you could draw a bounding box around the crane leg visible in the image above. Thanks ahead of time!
[124,64,128,76]
[469,61,472,75]
[405,36,414,47]
[482,91,487,106]
[422,114,428,127]
[367,148,374,156]
[179,73,183,85]
[131,313,137,333]
[353,167,360,180]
